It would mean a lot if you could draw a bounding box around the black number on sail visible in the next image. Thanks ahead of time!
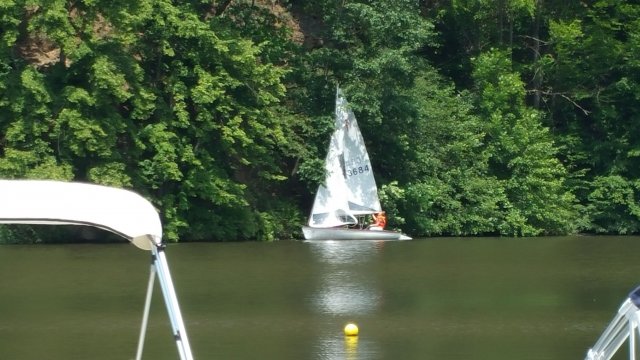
[347,165,370,177]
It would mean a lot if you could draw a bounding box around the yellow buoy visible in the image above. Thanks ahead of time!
[344,323,359,336]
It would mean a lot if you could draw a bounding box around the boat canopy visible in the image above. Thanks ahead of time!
[0,180,161,250]
[0,179,194,359]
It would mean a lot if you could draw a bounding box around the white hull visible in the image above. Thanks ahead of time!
[302,226,412,241]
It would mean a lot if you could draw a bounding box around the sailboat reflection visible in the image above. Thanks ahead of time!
[313,272,381,316]
[309,240,384,265]
[309,240,383,315]
[307,240,385,359]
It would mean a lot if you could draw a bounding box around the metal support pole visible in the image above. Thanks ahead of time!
[632,312,640,360]
[135,263,157,360]
[631,323,636,360]
[586,299,640,360]
[152,244,194,360]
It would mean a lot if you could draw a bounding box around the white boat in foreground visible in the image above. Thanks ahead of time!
[303,87,411,241]
[585,285,640,360]
[0,180,194,360]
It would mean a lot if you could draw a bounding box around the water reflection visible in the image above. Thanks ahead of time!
[313,334,381,360]
[307,240,384,316]
[344,336,358,360]
[307,240,386,359]
[308,240,385,265]
[314,272,381,315]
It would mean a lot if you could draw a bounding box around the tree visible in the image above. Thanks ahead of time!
[542,1,640,233]
[472,49,577,235]
[0,0,304,241]
[397,71,504,236]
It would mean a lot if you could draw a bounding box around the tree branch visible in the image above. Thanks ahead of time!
[527,89,592,115]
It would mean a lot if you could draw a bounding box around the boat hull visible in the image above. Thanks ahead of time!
[302,226,412,241]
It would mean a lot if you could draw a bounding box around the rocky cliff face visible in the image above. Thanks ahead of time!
[16,1,326,68]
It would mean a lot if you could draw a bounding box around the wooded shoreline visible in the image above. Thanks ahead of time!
[1,1,639,242]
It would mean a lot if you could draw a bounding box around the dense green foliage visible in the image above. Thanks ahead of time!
[1,0,639,242]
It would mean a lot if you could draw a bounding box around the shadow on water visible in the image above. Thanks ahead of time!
[2,236,640,359]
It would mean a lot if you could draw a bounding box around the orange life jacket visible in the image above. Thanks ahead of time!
[373,213,387,229]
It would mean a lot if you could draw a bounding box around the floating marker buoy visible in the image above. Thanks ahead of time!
[344,323,359,336]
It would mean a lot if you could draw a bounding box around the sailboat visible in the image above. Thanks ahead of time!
[302,87,411,241]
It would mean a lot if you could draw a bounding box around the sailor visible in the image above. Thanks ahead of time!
[370,211,387,230]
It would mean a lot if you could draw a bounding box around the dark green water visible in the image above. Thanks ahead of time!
[1,236,639,359]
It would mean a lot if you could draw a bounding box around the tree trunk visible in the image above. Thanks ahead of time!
[532,0,542,109]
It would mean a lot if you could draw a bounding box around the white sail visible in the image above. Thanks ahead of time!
[308,87,380,228]
[337,88,382,215]
[302,88,412,241]
[309,119,356,227]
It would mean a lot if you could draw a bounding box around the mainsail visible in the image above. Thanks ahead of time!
[308,87,381,228]
[338,88,382,215]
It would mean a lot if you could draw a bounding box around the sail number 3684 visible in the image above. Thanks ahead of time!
[347,165,370,177]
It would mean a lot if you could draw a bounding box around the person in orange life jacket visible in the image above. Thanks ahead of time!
[370,211,387,229]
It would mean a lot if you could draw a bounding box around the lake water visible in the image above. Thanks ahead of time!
[1,236,639,359]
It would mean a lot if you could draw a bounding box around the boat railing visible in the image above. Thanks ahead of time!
[586,286,640,360]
